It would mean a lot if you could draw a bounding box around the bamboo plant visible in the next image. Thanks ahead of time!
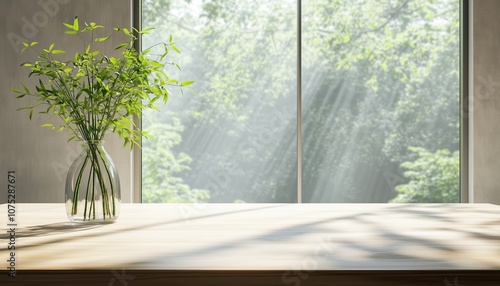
[12,17,193,220]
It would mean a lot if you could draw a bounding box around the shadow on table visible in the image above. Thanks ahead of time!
[122,204,500,271]
[0,222,106,239]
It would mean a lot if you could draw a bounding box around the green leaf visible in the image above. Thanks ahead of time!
[64,30,78,35]
[186,86,198,95]
[141,27,155,34]
[73,17,79,31]
[41,123,54,128]
[95,36,110,42]
[181,80,195,87]
[123,28,131,36]
[21,83,30,94]
[63,22,74,29]
[148,60,163,68]
[115,43,128,50]
[11,88,22,93]
[171,45,181,54]
[52,50,66,54]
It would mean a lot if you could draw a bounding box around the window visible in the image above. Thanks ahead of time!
[141,0,463,203]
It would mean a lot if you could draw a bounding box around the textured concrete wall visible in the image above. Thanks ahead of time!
[473,0,500,204]
[0,0,133,203]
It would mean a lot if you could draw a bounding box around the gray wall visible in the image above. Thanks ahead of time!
[473,0,500,204]
[0,0,133,203]
[1,0,499,204]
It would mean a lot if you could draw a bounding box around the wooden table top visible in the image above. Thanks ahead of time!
[1,203,500,271]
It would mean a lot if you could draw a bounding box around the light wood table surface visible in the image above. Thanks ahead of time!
[1,203,500,285]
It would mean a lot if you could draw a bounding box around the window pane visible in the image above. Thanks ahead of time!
[302,0,460,202]
[142,0,297,203]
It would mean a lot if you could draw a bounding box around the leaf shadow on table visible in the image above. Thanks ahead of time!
[0,222,106,239]
[120,205,500,270]
[1,204,284,252]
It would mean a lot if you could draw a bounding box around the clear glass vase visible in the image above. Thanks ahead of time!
[65,141,120,223]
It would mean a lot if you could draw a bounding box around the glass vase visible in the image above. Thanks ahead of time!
[65,141,120,223]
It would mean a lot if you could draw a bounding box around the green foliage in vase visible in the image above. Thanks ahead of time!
[11,17,194,221]
[12,17,194,148]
